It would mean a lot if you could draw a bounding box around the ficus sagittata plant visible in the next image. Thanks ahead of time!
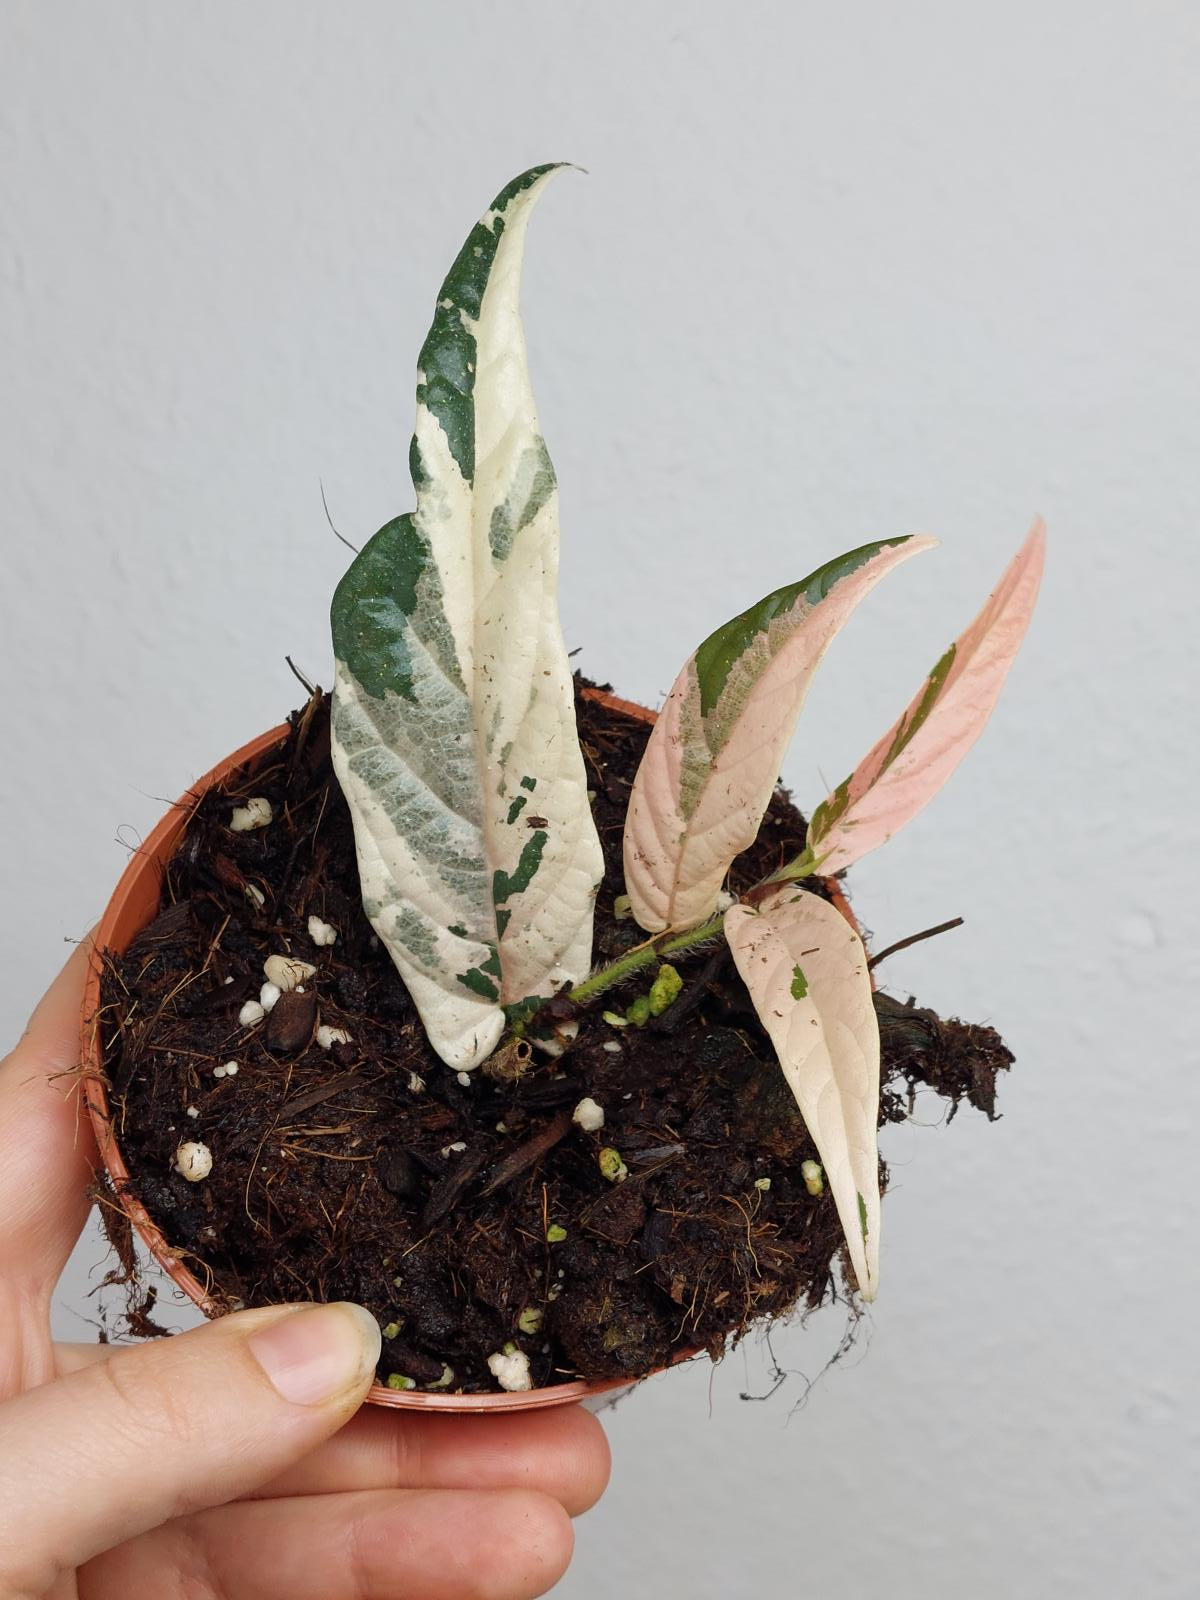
[329,165,1046,1297]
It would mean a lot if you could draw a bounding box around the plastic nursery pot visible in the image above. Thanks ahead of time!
[81,687,860,1413]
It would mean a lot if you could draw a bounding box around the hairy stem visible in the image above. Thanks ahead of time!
[568,912,726,1004]
[570,855,825,1007]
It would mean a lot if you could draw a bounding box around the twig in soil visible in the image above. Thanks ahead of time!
[625,1144,685,1181]
[243,1130,275,1231]
[867,917,964,971]
[480,1111,572,1198]
[198,913,231,977]
[287,687,325,777]
[276,1072,366,1121]
[283,1145,373,1162]
[285,655,317,696]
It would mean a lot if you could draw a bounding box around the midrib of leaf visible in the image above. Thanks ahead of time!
[881,642,956,766]
[412,166,565,955]
[806,639,958,858]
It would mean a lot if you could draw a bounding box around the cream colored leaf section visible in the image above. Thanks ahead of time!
[725,886,880,1299]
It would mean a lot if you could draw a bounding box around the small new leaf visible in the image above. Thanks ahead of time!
[330,167,604,1069]
[725,886,881,1299]
[623,537,934,932]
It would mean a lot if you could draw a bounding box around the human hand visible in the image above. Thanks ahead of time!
[0,940,610,1598]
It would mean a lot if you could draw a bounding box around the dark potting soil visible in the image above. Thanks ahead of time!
[96,680,1013,1392]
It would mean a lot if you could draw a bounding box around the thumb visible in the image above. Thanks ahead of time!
[0,1301,380,1594]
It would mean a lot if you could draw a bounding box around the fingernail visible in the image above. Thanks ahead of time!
[249,1302,381,1406]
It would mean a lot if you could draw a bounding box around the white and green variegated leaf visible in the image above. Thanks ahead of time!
[622,537,934,933]
[724,885,881,1299]
[330,166,604,1070]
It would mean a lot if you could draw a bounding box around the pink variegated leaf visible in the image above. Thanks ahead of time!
[725,886,880,1299]
[792,519,1046,879]
[623,536,935,932]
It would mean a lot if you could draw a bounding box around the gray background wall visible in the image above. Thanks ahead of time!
[2,3,1196,1595]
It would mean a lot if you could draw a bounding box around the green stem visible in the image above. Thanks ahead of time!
[568,911,725,1005]
[553,850,820,1017]
[568,850,821,1008]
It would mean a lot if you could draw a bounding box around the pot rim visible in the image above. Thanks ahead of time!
[80,687,858,1412]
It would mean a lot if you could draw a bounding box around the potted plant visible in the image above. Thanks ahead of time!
[84,164,1043,1410]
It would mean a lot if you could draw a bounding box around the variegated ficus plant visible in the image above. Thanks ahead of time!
[330,165,1045,1301]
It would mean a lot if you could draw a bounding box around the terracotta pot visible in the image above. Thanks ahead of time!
[81,687,858,1413]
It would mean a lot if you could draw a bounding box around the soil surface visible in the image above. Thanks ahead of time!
[96,680,1013,1392]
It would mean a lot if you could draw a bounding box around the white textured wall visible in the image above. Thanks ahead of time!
[3,3,1196,1595]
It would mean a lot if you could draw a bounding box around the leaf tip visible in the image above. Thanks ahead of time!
[854,1191,880,1301]
[1024,514,1048,565]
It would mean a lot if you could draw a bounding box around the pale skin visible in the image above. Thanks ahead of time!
[0,940,611,1599]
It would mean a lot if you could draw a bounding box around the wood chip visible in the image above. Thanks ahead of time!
[480,1111,571,1197]
[377,1146,422,1199]
[422,1148,488,1227]
[275,1071,364,1121]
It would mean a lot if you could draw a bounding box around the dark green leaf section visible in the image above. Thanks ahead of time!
[883,643,957,764]
[805,642,956,854]
[331,515,441,702]
[493,829,549,938]
[503,993,547,1031]
[807,777,850,849]
[412,164,562,486]
[458,945,502,1001]
[692,538,913,718]
[790,965,809,1000]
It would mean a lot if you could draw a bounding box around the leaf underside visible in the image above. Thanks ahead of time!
[623,535,935,932]
[330,166,603,1069]
[724,886,881,1299]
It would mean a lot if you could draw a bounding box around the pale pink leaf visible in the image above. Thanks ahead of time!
[623,536,935,932]
[801,519,1046,877]
[725,886,880,1299]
